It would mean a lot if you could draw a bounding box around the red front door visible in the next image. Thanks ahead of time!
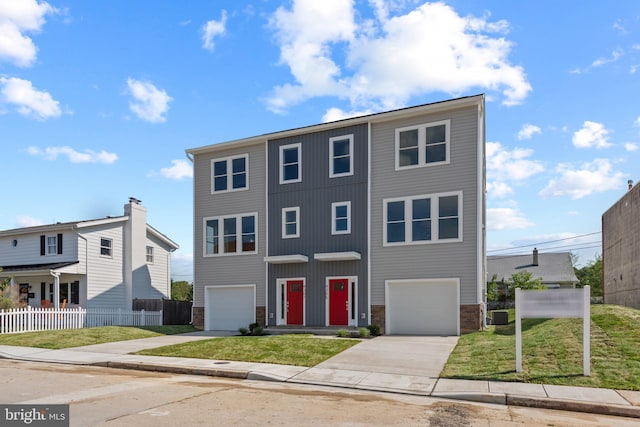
[286,280,304,325]
[329,279,349,326]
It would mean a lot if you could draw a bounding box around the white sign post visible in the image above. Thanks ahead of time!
[515,286,590,376]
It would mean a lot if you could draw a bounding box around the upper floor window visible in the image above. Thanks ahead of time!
[383,191,461,246]
[40,234,62,256]
[395,120,450,170]
[100,238,113,257]
[146,246,154,263]
[282,207,300,239]
[331,201,351,235]
[279,143,302,184]
[329,135,354,178]
[204,213,257,257]
[211,154,248,193]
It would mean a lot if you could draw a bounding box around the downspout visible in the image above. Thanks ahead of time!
[73,225,88,307]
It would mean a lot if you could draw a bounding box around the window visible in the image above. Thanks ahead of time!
[383,191,461,245]
[282,207,300,239]
[279,143,302,184]
[100,238,112,257]
[331,201,351,235]
[329,135,353,177]
[40,234,62,256]
[204,213,257,256]
[59,281,80,305]
[395,120,450,170]
[47,236,57,254]
[211,154,248,193]
[146,246,154,263]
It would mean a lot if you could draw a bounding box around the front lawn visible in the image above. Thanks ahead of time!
[441,304,640,391]
[136,334,360,367]
[0,325,197,349]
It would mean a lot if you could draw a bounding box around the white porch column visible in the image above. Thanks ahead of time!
[51,271,60,309]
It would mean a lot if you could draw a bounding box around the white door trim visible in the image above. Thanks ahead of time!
[325,276,358,327]
[275,277,306,326]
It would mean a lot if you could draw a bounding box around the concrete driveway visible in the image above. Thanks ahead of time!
[289,335,459,394]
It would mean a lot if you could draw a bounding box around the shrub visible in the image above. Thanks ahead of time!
[359,327,370,338]
[337,329,349,337]
[367,324,381,336]
[238,327,249,336]
[251,325,263,336]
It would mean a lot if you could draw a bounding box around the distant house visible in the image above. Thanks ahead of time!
[0,198,179,310]
[602,180,640,309]
[487,248,579,293]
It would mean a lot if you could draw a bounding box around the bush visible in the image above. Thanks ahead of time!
[359,327,370,338]
[337,329,349,337]
[238,327,249,336]
[367,324,381,336]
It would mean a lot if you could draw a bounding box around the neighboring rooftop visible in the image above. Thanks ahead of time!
[488,249,579,285]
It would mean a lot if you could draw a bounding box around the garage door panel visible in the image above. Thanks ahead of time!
[206,286,255,331]
[386,279,459,335]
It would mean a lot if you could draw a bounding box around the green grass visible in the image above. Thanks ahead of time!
[136,334,360,367]
[0,325,197,349]
[441,304,640,391]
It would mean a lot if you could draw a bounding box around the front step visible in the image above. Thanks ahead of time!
[265,326,358,336]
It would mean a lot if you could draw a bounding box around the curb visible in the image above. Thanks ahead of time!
[101,361,249,379]
[506,395,640,419]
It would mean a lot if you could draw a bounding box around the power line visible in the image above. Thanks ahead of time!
[488,244,602,260]
[487,231,601,253]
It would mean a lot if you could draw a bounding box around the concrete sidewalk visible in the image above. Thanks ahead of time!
[1,334,639,419]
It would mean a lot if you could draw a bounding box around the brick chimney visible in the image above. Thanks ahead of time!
[532,248,539,266]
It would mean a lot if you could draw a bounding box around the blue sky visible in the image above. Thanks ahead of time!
[2,1,639,282]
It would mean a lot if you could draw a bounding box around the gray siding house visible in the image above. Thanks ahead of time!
[0,198,179,310]
[187,95,486,335]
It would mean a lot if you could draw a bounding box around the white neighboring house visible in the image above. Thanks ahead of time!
[0,198,179,310]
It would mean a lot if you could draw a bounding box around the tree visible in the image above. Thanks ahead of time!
[171,280,193,302]
[575,255,602,297]
[507,271,545,292]
[0,268,16,309]
[487,274,498,302]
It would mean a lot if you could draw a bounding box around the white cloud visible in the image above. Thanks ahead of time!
[625,142,639,152]
[160,159,193,180]
[485,141,544,198]
[16,215,44,227]
[635,116,640,127]
[572,121,612,149]
[539,158,624,199]
[201,10,227,51]
[517,123,541,140]
[487,207,534,231]
[126,78,172,123]
[27,146,118,164]
[267,1,530,113]
[592,49,623,67]
[0,0,56,67]
[0,76,61,120]
[322,107,372,122]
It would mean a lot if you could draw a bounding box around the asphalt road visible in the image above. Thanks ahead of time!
[0,359,637,426]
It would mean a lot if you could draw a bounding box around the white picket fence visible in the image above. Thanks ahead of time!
[0,306,162,334]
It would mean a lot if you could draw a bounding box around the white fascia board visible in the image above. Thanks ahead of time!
[263,254,309,264]
[313,251,361,261]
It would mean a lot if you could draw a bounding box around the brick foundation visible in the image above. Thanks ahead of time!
[192,306,204,329]
[256,306,266,326]
[460,304,482,333]
[371,305,386,334]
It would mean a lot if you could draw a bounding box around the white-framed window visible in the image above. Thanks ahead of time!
[100,238,113,257]
[383,191,462,246]
[329,134,354,178]
[331,201,351,235]
[47,236,58,255]
[204,213,257,256]
[395,119,450,170]
[146,245,154,263]
[211,154,248,193]
[279,143,302,184]
[282,207,300,239]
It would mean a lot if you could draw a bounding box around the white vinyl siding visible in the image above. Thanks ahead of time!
[329,134,354,178]
[279,143,302,184]
[395,120,450,170]
[211,154,248,194]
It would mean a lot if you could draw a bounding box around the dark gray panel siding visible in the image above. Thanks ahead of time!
[370,104,482,305]
[267,124,369,326]
[192,142,266,308]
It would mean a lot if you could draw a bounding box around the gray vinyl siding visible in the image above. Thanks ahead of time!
[370,104,481,305]
[193,141,266,308]
[267,124,369,326]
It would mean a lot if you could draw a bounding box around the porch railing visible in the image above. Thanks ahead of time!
[0,307,162,334]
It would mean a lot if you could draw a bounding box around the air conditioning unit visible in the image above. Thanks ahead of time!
[492,311,508,325]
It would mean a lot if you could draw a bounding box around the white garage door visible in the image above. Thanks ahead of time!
[386,279,459,335]
[205,285,255,331]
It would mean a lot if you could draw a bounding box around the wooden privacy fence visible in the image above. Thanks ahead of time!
[0,306,162,334]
